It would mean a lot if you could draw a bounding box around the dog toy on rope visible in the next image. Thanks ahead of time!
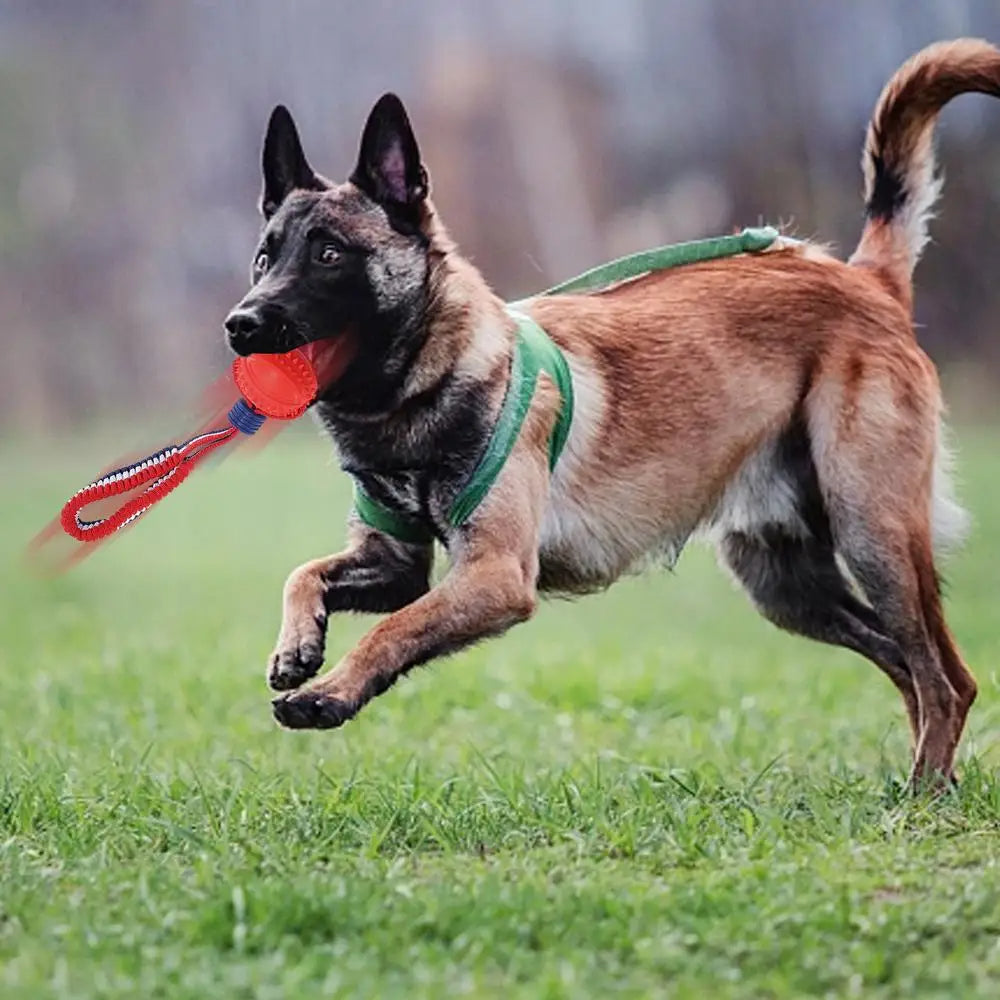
[58,349,319,545]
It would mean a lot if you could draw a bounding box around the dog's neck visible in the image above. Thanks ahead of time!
[313,200,513,479]
[405,202,512,397]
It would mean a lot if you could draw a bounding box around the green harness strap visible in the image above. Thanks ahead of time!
[449,308,574,527]
[352,481,435,546]
[534,225,779,297]
[351,307,574,543]
[351,225,779,543]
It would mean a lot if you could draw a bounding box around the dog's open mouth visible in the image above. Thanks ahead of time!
[302,329,359,394]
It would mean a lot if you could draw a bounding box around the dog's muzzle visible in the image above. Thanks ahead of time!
[224,303,298,356]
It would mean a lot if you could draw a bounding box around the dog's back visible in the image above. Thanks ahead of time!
[526,247,920,592]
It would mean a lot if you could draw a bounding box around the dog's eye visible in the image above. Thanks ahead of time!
[317,243,340,266]
[253,251,269,275]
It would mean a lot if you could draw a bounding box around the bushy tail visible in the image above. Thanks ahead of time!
[849,38,1000,309]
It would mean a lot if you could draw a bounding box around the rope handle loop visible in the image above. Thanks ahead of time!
[59,400,265,543]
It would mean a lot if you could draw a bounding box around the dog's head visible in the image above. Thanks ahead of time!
[224,94,434,406]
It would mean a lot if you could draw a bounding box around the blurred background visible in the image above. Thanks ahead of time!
[2,0,1000,433]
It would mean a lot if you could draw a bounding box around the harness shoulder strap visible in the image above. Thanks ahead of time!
[351,308,575,543]
[509,309,575,469]
[448,308,574,528]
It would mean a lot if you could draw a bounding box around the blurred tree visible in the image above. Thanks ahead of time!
[1,0,1000,428]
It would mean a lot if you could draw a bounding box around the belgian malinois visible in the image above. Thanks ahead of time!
[224,39,1000,784]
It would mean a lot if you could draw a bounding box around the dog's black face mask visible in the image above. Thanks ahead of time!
[224,95,432,412]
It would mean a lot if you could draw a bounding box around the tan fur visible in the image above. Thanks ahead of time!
[272,41,999,786]
[851,38,1000,307]
[403,202,511,394]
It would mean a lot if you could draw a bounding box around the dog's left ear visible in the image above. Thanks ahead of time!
[350,93,428,220]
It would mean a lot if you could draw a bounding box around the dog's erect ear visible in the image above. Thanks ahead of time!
[261,105,321,218]
[350,93,428,218]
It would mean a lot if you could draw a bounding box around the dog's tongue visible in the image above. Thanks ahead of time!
[302,330,358,396]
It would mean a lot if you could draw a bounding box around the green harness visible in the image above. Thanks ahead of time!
[351,225,780,543]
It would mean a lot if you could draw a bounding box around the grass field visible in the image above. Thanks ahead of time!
[2,423,1000,999]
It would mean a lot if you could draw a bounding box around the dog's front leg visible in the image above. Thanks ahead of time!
[271,439,548,730]
[268,527,432,691]
[271,549,537,729]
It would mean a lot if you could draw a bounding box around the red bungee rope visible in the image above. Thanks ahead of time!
[59,348,319,544]
[61,425,239,543]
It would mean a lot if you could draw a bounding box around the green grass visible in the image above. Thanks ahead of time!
[2,423,1000,999]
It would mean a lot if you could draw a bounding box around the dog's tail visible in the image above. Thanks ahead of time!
[849,38,1000,309]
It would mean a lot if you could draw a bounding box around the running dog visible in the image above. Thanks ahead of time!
[224,39,1000,784]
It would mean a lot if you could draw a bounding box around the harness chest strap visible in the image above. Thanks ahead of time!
[352,307,574,543]
[350,225,780,544]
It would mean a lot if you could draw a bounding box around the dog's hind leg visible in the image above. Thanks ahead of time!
[830,522,965,784]
[808,361,973,785]
[720,529,921,745]
[918,571,977,756]
[831,517,972,785]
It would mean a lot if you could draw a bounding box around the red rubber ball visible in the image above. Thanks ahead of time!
[232,348,318,419]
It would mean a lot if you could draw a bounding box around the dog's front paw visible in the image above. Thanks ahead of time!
[267,612,327,691]
[272,688,360,730]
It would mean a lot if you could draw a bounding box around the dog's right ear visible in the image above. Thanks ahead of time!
[260,105,321,219]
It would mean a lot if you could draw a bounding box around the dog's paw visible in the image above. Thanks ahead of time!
[271,688,359,730]
[267,612,327,691]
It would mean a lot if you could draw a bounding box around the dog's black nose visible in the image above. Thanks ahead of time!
[225,309,261,339]
[224,308,263,354]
